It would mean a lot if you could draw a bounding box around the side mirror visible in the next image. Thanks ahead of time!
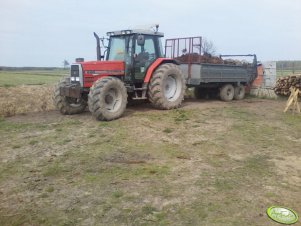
[137,35,145,46]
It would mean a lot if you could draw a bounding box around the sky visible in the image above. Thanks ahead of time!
[0,0,300,67]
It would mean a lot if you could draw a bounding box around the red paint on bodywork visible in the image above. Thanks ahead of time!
[143,58,178,83]
[80,61,125,88]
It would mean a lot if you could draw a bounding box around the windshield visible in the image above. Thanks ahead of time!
[108,36,126,61]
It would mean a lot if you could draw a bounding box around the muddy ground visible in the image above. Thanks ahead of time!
[0,98,300,226]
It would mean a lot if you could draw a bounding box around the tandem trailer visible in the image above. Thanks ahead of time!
[165,37,258,101]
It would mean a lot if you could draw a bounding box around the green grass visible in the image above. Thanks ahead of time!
[0,69,67,87]
[276,69,301,77]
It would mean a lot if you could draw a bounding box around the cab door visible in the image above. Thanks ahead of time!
[133,35,157,81]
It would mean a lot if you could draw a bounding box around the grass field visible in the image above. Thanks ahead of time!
[276,70,301,78]
[0,99,300,226]
[0,69,66,87]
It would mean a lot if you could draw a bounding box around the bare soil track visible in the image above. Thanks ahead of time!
[0,98,300,226]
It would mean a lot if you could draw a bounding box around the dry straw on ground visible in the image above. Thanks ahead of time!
[0,85,55,117]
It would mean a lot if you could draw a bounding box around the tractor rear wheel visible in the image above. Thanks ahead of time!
[234,85,246,100]
[88,77,127,121]
[148,63,185,109]
[220,84,234,101]
[53,77,87,115]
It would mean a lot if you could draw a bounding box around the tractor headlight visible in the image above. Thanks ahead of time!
[71,77,80,82]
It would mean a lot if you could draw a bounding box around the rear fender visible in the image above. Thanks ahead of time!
[144,58,179,83]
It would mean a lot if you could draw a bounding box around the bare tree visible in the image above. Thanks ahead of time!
[202,38,216,56]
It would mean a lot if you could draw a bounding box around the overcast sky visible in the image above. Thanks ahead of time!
[0,0,300,67]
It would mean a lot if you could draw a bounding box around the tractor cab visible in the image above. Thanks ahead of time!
[101,29,164,82]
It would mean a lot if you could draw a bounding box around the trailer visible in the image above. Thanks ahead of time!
[165,37,258,101]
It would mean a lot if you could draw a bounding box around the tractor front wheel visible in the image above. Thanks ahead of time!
[148,63,185,109]
[53,77,87,115]
[88,77,127,121]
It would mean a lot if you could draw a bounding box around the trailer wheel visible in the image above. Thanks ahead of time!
[194,87,207,99]
[88,77,127,121]
[53,77,87,115]
[148,63,185,109]
[234,85,246,100]
[220,84,234,101]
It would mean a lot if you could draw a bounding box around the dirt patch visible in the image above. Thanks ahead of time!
[272,156,301,185]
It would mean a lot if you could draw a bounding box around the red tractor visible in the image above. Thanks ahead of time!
[53,25,185,120]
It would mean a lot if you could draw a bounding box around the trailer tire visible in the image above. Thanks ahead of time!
[234,85,245,100]
[148,63,185,109]
[194,87,207,99]
[53,77,87,115]
[88,77,127,121]
[220,84,234,101]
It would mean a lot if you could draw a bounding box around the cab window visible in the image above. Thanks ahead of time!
[157,38,164,57]
[108,37,126,61]
[135,36,156,67]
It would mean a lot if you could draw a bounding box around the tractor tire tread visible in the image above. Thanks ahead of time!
[53,77,87,115]
[88,77,127,121]
[147,63,185,110]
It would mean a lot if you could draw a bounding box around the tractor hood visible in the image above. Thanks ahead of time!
[80,60,125,75]
[78,60,125,88]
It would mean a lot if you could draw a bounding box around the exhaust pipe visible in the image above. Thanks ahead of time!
[93,32,101,61]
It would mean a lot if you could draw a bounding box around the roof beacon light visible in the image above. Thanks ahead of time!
[106,32,115,36]
[121,30,132,35]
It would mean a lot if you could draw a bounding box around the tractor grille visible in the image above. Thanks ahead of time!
[71,65,79,77]
[70,65,80,83]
